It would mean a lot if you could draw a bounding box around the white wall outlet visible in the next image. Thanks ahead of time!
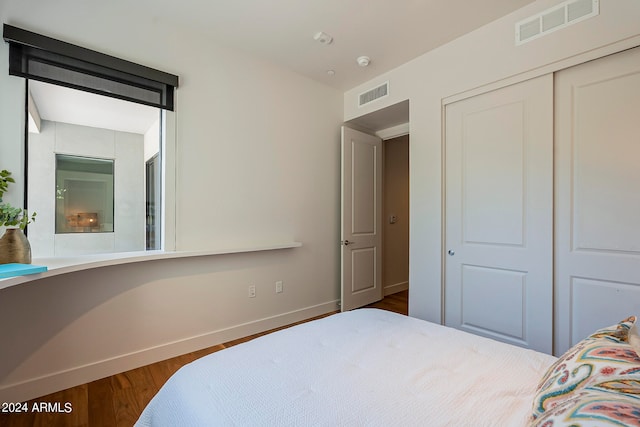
[248,285,256,298]
[275,281,283,293]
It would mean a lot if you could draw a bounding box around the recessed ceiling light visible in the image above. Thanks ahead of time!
[313,31,333,45]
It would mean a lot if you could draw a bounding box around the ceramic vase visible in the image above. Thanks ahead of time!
[0,228,32,264]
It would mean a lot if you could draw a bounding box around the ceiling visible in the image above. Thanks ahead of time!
[128,0,536,91]
[347,100,410,134]
[29,81,160,135]
[29,0,537,133]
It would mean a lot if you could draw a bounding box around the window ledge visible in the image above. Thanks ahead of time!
[0,242,302,291]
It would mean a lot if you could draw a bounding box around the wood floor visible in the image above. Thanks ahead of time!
[0,290,408,427]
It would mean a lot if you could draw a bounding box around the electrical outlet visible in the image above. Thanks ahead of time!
[248,285,256,298]
[275,281,283,293]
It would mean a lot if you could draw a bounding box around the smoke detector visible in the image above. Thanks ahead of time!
[356,56,370,67]
[313,31,333,45]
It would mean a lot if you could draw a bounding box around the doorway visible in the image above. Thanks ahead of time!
[342,100,410,311]
[382,134,409,297]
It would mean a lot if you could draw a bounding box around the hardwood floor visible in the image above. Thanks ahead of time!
[0,290,407,427]
[365,289,409,315]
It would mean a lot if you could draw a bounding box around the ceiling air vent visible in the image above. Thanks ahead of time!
[359,81,389,107]
[516,0,599,45]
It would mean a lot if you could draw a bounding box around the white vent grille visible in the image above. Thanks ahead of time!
[359,81,389,107]
[516,0,598,45]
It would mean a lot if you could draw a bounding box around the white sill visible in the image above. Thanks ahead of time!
[0,242,302,291]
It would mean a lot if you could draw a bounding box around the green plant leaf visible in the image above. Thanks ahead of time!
[0,170,37,229]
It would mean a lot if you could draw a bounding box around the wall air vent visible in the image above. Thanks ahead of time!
[516,0,598,45]
[359,81,389,107]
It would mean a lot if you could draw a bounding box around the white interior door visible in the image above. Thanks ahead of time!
[341,126,382,311]
[445,75,553,353]
[555,47,640,355]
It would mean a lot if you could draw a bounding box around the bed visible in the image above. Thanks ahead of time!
[136,309,640,426]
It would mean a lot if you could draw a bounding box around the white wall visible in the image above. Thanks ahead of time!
[344,0,640,323]
[0,1,342,401]
[28,120,145,257]
[144,118,160,162]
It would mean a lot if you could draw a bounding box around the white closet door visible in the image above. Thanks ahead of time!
[445,74,553,353]
[555,47,640,355]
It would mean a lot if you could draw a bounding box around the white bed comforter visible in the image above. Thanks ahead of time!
[136,309,556,426]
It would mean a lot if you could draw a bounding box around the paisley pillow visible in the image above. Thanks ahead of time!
[630,323,640,356]
[530,316,640,426]
[531,391,640,427]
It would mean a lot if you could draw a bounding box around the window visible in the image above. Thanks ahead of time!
[27,81,162,256]
[55,155,114,234]
[3,24,178,256]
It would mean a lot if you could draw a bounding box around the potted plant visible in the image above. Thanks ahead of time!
[0,169,37,264]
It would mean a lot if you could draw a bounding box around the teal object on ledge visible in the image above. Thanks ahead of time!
[0,263,47,279]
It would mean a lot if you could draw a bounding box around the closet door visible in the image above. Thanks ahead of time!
[445,74,553,353]
[555,47,640,355]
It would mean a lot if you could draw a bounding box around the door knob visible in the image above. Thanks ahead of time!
[341,240,353,246]
[448,250,455,256]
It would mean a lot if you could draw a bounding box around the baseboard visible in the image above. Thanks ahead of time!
[384,281,409,296]
[0,300,340,403]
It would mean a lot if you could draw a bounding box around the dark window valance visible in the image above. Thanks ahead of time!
[3,24,178,111]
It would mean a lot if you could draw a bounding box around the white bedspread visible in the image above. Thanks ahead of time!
[136,309,556,426]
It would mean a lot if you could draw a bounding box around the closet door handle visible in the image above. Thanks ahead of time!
[448,250,455,256]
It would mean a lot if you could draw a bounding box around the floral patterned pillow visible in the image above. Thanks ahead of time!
[630,324,640,356]
[531,390,640,427]
[530,316,640,426]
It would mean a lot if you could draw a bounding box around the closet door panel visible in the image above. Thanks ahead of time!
[445,74,553,353]
[462,102,525,246]
[573,72,640,251]
[555,47,640,355]
[571,278,640,342]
